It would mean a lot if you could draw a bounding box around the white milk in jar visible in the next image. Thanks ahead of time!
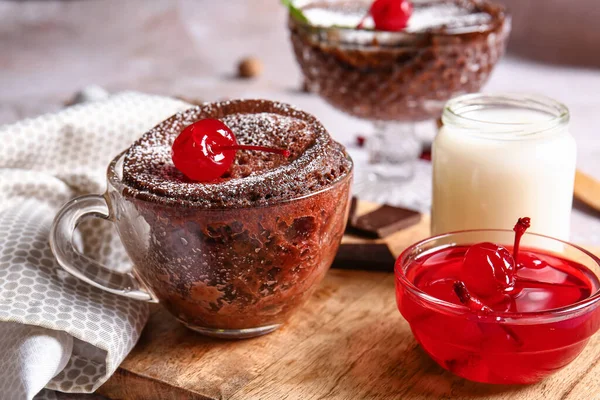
[432,93,575,240]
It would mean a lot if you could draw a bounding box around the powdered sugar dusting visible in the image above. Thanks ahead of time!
[122,99,352,208]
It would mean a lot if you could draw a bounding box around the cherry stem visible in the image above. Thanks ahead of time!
[512,217,531,265]
[453,281,523,345]
[356,1,372,29]
[356,12,369,29]
[216,145,290,157]
[453,281,492,314]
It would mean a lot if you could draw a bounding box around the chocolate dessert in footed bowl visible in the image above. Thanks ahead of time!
[50,99,353,339]
[286,0,510,183]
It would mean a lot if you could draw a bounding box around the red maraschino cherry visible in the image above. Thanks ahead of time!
[171,119,290,182]
[458,217,531,300]
[462,242,516,298]
[357,0,413,31]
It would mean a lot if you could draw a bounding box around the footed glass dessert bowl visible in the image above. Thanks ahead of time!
[395,226,600,384]
[287,0,510,181]
[51,99,353,339]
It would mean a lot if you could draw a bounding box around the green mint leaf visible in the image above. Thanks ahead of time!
[281,0,310,24]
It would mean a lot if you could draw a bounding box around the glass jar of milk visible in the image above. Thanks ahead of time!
[432,93,575,240]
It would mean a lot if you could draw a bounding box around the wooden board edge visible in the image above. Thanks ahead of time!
[98,368,210,400]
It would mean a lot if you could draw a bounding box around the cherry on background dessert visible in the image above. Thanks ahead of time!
[395,219,600,384]
[118,99,353,338]
[357,0,413,31]
[461,242,515,299]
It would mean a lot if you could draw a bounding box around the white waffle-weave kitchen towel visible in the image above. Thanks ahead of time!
[0,91,190,399]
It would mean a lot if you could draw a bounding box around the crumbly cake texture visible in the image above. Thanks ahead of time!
[122,99,352,208]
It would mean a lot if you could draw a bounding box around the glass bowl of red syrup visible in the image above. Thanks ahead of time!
[395,223,600,384]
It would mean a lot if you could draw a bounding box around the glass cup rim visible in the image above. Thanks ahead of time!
[395,229,600,323]
[106,151,354,210]
[288,2,510,48]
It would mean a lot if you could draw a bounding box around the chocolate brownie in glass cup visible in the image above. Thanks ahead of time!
[287,0,510,182]
[50,99,353,339]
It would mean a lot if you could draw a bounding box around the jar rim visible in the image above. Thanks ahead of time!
[441,93,570,139]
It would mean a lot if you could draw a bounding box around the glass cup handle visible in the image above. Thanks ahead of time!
[49,194,157,302]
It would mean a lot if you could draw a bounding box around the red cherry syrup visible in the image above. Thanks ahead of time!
[397,218,600,384]
[409,246,595,315]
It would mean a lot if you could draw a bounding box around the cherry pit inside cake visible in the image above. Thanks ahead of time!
[118,100,352,331]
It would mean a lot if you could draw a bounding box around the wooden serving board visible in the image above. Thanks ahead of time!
[98,202,600,400]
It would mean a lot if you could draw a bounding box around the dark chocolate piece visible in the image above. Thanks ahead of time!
[351,205,421,239]
[332,243,396,272]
